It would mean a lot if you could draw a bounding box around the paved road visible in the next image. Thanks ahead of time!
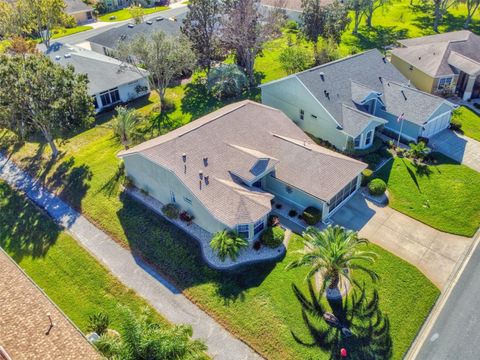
[0,153,262,360]
[415,234,480,360]
[58,5,188,45]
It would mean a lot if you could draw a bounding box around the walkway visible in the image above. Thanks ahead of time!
[429,129,480,172]
[0,154,262,360]
[331,192,472,289]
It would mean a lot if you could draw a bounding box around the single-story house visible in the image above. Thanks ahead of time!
[260,49,455,149]
[86,9,186,56]
[391,30,480,101]
[259,0,341,22]
[0,248,100,360]
[44,42,150,113]
[98,0,133,11]
[118,101,366,241]
[65,0,95,24]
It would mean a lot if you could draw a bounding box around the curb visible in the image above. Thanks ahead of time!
[404,229,480,359]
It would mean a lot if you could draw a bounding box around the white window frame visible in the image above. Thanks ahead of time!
[299,109,305,121]
[237,224,250,239]
[365,130,374,147]
[437,76,453,90]
[354,134,362,148]
[253,218,265,236]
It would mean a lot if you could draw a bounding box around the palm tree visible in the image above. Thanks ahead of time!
[94,306,207,360]
[286,225,378,299]
[408,141,430,163]
[210,229,248,262]
[111,106,142,150]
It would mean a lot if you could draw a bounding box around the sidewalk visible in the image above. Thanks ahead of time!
[0,154,262,360]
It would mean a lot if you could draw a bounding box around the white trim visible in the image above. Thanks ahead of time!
[325,187,360,219]
[437,76,454,91]
[423,110,452,126]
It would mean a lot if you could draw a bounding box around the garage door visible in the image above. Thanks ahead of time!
[422,112,451,138]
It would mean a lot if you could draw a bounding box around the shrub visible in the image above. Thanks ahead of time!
[450,118,462,132]
[279,46,313,75]
[210,230,248,261]
[288,209,297,217]
[302,206,322,225]
[368,179,387,196]
[88,313,110,336]
[268,215,280,227]
[474,103,480,110]
[180,211,194,223]
[253,240,261,251]
[162,203,180,219]
[361,169,373,186]
[261,226,285,248]
[123,176,134,188]
[285,20,298,31]
[364,153,382,170]
[207,64,247,99]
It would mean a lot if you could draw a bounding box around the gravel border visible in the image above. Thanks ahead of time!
[125,187,286,271]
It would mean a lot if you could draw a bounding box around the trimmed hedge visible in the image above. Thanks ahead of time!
[361,169,373,186]
[261,226,285,248]
[302,206,322,225]
[161,203,180,219]
[368,178,387,196]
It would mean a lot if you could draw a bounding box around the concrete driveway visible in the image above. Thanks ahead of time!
[429,129,480,172]
[331,193,472,289]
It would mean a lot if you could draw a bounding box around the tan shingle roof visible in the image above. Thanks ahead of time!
[392,31,480,77]
[119,101,366,227]
[0,249,100,360]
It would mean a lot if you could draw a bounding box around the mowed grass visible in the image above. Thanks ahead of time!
[52,25,93,39]
[452,106,480,142]
[1,119,439,359]
[0,180,168,334]
[98,6,170,22]
[376,154,480,237]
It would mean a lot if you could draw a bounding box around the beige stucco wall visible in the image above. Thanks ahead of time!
[122,154,227,235]
[261,77,349,150]
[390,54,436,93]
[71,11,92,25]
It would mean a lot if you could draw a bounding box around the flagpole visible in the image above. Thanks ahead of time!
[397,113,405,148]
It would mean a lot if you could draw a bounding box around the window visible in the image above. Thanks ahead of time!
[170,191,176,203]
[183,196,192,205]
[299,109,305,120]
[354,135,361,148]
[438,77,452,90]
[254,218,264,236]
[329,177,358,212]
[237,224,249,239]
[99,88,120,107]
[365,130,373,146]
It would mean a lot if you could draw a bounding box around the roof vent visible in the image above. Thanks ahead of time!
[382,56,387,63]
[199,170,203,179]
[324,90,330,99]
[64,53,71,58]
[203,157,208,166]
[379,76,383,83]
[55,55,61,60]
[182,153,187,162]
[401,90,407,101]
[156,17,164,21]
[319,72,325,81]
[146,20,153,25]
[204,175,209,185]
[418,56,421,60]
[128,23,135,28]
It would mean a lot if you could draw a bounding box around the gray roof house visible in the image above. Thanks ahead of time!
[118,100,366,244]
[391,31,480,101]
[86,10,187,56]
[44,42,150,112]
[261,49,455,149]
[65,0,95,24]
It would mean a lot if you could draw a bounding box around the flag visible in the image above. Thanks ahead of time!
[397,113,405,123]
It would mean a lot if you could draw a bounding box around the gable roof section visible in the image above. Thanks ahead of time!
[0,248,100,360]
[87,10,186,49]
[119,101,366,227]
[381,80,450,125]
[341,105,387,138]
[392,31,480,77]
[43,42,147,95]
[65,0,93,14]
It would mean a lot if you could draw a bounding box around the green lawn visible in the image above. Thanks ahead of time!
[0,180,168,334]
[51,25,93,39]
[98,6,170,22]
[452,106,480,142]
[376,153,480,237]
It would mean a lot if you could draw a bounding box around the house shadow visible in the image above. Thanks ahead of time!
[116,191,277,302]
[430,130,467,164]
[0,182,61,262]
[291,281,392,359]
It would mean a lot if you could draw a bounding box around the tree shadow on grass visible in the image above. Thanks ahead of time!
[116,191,276,298]
[411,5,480,34]
[402,158,421,192]
[291,280,392,359]
[97,163,125,198]
[344,26,410,51]
[0,182,60,261]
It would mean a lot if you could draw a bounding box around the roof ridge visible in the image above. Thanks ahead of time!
[449,50,480,65]
[350,80,380,93]
[213,177,272,209]
[383,79,446,101]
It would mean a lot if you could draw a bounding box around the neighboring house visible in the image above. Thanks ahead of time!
[391,30,480,101]
[0,248,100,360]
[261,49,455,149]
[43,42,150,113]
[65,0,95,24]
[98,0,132,11]
[259,0,340,22]
[118,101,366,240]
[86,10,186,56]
